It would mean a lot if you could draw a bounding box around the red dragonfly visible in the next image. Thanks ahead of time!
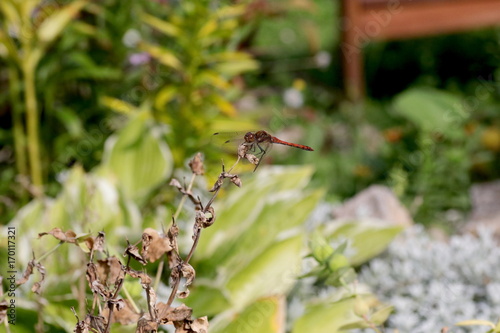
[214,130,314,171]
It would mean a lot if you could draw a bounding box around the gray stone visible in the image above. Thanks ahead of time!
[465,180,500,235]
[332,185,413,227]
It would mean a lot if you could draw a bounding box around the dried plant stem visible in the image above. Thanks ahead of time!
[173,173,197,220]
[104,256,130,333]
[37,241,64,262]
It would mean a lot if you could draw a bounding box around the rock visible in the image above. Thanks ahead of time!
[464,180,500,235]
[332,185,413,227]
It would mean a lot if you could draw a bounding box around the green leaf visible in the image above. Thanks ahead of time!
[210,297,285,333]
[370,305,394,325]
[141,12,180,37]
[140,42,182,70]
[183,284,231,318]
[324,220,403,266]
[455,320,496,328]
[292,296,358,333]
[37,0,88,45]
[309,231,334,262]
[393,88,467,137]
[225,234,304,308]
[214,59,259,76]
[103,113,173,203]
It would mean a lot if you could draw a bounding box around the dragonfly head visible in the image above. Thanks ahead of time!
[244,132,255,143]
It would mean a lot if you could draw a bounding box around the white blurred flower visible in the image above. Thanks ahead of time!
[283,88,303,109]
[123,29,141,47]
[314,51,331,68]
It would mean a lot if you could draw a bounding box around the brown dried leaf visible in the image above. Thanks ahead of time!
[177,289,190,299]
[16,259,35,285]
[101,299,140,325]
[190,317,209,333]
[173,317,208,333]
[136,316,158,333]
[230,175,242,187]
[181,263,195,287]
[73,319,90,333]
[16,259,46,294]
[38,228,77,243]
[91,280,112,298]
[157,303,192,324]
[86,314,107,332]
[189,153,205,175]
[141,228,172,263]
[86,263,98,288]
[169,178,183,190]
[96,256,122,286]
[82,237,94,253]
[124,243,147,265]
[125,267,152,287]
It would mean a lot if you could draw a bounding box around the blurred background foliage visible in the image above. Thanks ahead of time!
[1,0,500,331]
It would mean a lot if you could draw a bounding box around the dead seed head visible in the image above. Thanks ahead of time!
[189,152,205,175]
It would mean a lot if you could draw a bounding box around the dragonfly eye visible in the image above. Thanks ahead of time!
[244,132,255,142]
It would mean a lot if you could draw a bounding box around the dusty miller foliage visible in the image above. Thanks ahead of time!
[358,226,500,333]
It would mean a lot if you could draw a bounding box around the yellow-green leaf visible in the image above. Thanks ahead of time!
[210,297,285,333]
[155,86,177,109]
[140,42,182,70]
[198,18,217,38]
[455,320,495,328]
[37,0,88,44]
[100,96,136,114]
[211,95,236,117]
[215,4,247,18]
[215,59,259,76]
[141,12,179,37]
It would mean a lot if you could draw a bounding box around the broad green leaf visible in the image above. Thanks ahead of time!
[103,114,173,203]
[370,305,394,325]
[37,0,88,44]
[292,296,358,333]
[393,88,466,138]
[184,284,231,318]
[324,220,403,266]
[210,297,285,333]
[226,234,304,307]
[141,12,179,37]
[196,166,316,259]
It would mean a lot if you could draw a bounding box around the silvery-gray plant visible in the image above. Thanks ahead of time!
[358,225,500,333]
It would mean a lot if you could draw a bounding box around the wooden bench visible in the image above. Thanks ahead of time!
[341,0,500,100]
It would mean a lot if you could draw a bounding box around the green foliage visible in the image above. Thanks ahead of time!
[290,220,401,332]
[186,167,321,325]
[0,115,173,331]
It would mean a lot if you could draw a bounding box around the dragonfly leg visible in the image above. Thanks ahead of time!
[253,143,266,172]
